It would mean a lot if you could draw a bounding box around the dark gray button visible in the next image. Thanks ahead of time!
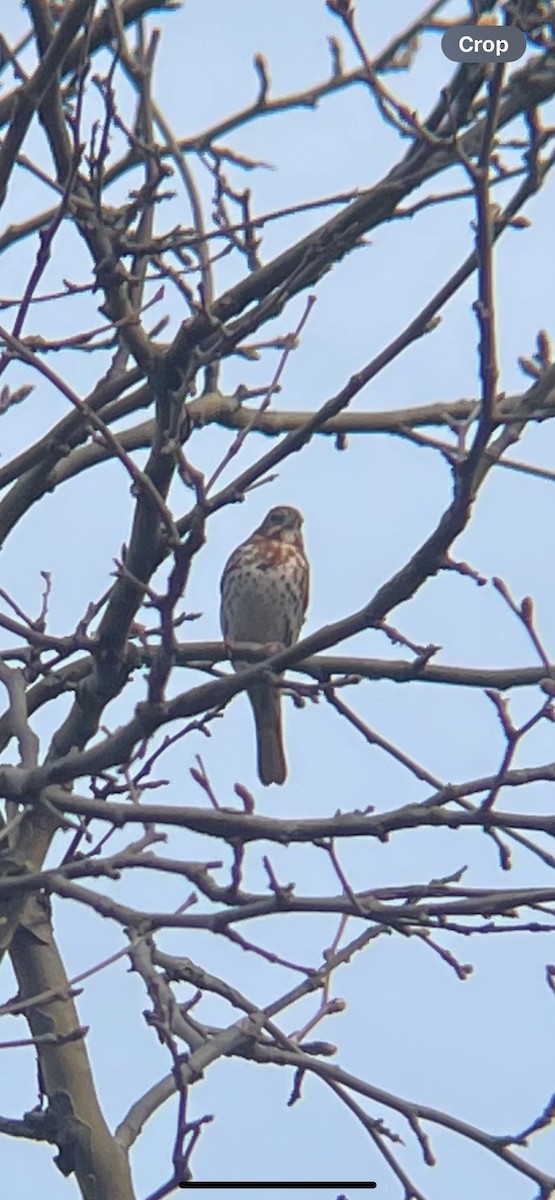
[442,24,526,63]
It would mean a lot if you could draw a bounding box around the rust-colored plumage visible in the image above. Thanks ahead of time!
[220,505,309,785]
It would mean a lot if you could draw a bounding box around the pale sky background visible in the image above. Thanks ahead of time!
[1,2,555,1199]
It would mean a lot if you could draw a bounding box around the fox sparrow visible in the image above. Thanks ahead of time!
[220,505,309,785]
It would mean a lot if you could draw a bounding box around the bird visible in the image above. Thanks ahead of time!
[220,505,309,786]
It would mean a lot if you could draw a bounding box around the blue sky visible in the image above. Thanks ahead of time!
[1,2,555,1198]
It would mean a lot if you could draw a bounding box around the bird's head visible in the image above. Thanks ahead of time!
[255,506,304,543]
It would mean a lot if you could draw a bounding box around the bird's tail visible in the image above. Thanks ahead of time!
[248,683,286,786]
